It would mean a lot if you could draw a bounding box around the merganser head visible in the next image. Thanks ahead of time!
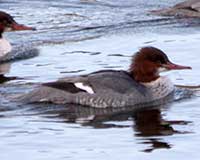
[0,11,35,37]
[130,47,191,83]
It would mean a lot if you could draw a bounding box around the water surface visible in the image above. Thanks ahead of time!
[1,0,200,159]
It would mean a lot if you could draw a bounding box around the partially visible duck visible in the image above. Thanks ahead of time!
[0,11,35,58]
[20,47,191,108]
[151,0,200,18]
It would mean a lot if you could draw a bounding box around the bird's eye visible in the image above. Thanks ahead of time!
[2,20,12,27]
[156,60,162,65]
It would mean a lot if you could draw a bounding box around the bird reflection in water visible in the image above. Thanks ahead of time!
[133,108,191,152]
[36,94,192,153]
[0,63,17,84]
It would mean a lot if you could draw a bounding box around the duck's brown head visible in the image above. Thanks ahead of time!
[0,11,35,37]
[129,47,191,83]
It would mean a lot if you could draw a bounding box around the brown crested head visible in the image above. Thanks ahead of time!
[129,47,191,83]
[0,11,35,37]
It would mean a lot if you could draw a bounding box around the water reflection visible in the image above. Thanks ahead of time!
[0,63,11,75]
[0,46,39,84]
[33,101,192,153]
[133,109,191,152]
[0,63,17,84]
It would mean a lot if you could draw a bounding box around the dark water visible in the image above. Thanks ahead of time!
[1,0,200,159]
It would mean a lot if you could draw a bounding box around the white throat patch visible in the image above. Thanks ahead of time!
[141,76,174,100]
[158,67,168,73]
[74,82,94,94]
[0,38,12,58]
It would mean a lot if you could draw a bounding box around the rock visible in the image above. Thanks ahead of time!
[151,0,200,18]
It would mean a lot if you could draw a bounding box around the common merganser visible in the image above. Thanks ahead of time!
[21,47,191,108]
[151,0,200,18]
[0,11,35,58]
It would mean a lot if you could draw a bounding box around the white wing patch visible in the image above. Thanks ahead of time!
[74,82,94,94]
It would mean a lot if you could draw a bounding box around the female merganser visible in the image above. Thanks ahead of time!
[21,47,191,108]
[151,0,200,18]
[0,11,35,58]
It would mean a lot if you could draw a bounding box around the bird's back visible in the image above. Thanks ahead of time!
[21,70,152,108]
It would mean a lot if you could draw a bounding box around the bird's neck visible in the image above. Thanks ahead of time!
[0,24,4,38]
[141,76,174,100]
[129,61,159,83]
[0,36,12,57]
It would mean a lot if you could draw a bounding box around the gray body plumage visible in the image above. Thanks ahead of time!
[151,0,200,17]
[21,70,175,108]
[0,45,39,63]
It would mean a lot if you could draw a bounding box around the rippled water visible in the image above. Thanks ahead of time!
[1,0,200,159]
